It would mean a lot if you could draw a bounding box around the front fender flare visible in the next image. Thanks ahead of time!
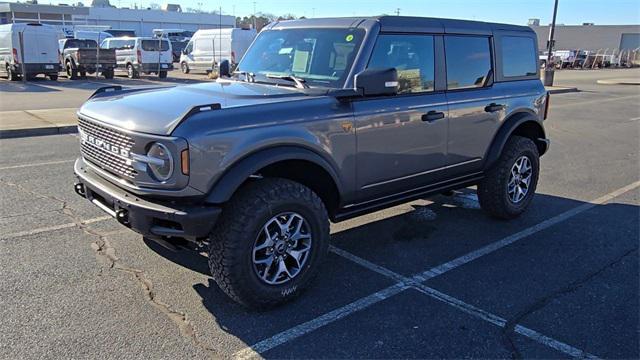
[205,146,343,204]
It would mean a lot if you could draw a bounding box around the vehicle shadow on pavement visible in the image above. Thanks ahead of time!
[0,79,61,92]
[144,189,638,353]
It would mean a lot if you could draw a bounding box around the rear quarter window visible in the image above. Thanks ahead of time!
[501,36,538,78]
[141,40,170,51]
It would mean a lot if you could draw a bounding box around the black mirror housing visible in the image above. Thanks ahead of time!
[354,68,398,96]
[219,59,231,78]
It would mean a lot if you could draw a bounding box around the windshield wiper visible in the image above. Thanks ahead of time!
[266,74,310,89]
[233,71,255,83]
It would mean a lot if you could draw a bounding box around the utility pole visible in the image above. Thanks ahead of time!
[395,8,401,16]
[253,1,257,30]
[544,0,559,86]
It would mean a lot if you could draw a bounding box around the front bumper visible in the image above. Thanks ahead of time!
[74,158,220,241]
[135,63,174,72]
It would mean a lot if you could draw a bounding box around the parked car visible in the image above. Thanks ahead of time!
[59,38,116,79]
[153,28,194,63]
[74,16,549,309]
[0,23,60,81]
[179,28,256,74]
[553,49,590,68]
[100,37,173,78]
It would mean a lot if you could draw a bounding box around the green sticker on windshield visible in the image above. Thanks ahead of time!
[345,34,354,42]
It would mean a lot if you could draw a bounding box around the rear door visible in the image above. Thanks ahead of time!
[36,29,59,65]
[443,35,502,176]
[353,34,449,201]
[21,26,40,64]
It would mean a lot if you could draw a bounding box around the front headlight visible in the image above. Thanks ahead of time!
[147,143,173,181]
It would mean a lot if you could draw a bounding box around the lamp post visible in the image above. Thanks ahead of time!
[543,0,559,86]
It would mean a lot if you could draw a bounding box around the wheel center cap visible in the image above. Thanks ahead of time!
[275,240,287,254]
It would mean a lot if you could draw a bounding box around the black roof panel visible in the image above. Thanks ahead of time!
[266,16,533,34]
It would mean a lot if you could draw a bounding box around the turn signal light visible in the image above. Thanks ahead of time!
[181,149,189,175]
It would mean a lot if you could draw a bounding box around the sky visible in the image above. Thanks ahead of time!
[21,0,640,25]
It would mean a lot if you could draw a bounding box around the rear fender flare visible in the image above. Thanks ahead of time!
[484,112,546,169]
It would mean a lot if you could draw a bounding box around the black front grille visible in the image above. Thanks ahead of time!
[78,117,137,179]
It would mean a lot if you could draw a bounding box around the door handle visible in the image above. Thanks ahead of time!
[421,111,445,122]
[485,103,506,112]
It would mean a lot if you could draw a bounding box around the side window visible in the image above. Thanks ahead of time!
[501,36,537,78]
[445,36,492,90]
[367,34,435,94]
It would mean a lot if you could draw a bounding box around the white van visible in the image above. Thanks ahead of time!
[179,28,256,74]
[100,37,173,78]
[0,23,61,81]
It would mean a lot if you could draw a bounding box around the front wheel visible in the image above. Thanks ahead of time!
[126,64,139,79]
[477,136,540,219]
[208,178,329,310]
[181,62,189,74]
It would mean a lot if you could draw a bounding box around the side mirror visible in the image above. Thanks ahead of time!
[354,68,398,96]
[219,59,230,78]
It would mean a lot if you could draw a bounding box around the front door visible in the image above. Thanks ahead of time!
[353,34,448,202]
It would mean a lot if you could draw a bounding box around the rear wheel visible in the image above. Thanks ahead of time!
[158,71,167,79]
[48,74,58,81]
[79,70,87,78]
[103,69,114,79]
[181,62,189,74]
[208,178,329,310]
[478,136,540,219]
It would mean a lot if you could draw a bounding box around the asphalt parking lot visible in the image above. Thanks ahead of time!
[0,69,638,359]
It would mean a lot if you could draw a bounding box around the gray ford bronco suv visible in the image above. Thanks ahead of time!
[74,16,549,309]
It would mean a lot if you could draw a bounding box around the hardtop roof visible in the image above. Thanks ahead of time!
[265,16,533,34]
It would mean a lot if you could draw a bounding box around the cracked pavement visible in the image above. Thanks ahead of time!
[1,69,639,359]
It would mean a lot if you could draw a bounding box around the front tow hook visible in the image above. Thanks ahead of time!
[115,209,129,225]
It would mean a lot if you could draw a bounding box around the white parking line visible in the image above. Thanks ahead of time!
[0,215,112,240]
[235,180,639,358]
[0,159,75,171]
[234,283,409,360]
[416,179,640,282]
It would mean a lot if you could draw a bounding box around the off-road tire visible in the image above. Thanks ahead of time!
[208,178,329,310]
[477,135,540,219]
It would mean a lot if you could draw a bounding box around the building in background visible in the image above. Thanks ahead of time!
[0,2,235,37]
[528,20,640,51]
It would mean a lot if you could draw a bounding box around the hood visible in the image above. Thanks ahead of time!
[78,81,309,135]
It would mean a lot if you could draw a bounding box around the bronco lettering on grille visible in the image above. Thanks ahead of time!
[80,129,130,158]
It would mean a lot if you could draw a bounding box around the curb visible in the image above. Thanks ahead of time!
[546,87,579,94]
[596,79,640,85]
[0,125,78,139]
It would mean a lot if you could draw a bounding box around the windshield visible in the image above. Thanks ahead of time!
[65,39,98,49]
[237,28,365,88]
[141,40,170,51]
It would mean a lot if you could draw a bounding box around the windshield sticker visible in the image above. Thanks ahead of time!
[345,34,354,42]
[292,50,310,73]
